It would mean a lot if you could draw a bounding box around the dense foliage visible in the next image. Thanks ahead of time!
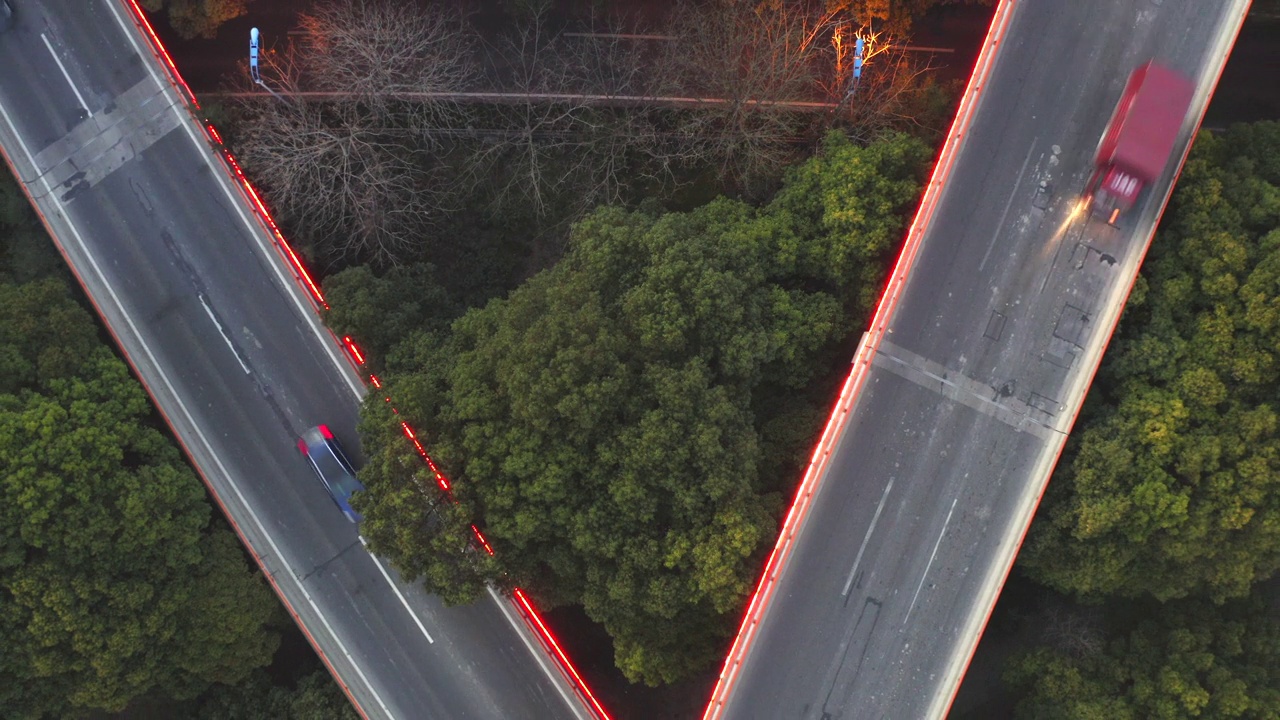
[0,278,281,718]
[322,263,459,376]
[0,176,62,285]
[1005,596,1280,720]
[345,131,929,684]
[196,669,359,720]
[1020,122,1280,603]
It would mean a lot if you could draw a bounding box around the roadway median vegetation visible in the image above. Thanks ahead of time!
[330,130,931,685]
[248,0,959,694]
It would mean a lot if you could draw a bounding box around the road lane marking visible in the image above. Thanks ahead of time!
[41,33,92,116]
[841,477,894,597]
[979,136,1038,272]
[903,497,957,627]
[359,537,435,644]
[199,293,251,374]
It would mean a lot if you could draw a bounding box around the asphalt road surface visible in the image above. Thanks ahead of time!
[712,1,1249,718]
[0,2,593,719]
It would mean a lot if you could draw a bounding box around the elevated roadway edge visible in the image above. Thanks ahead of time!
[703,1,1253,719]
[0,1,601,718]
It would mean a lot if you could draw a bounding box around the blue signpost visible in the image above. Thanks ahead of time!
[249,27,289,103]
[847,36,865,98]
[249,27,260,84]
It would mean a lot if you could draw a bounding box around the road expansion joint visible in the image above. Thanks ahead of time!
[33,80,181,199]
[872,339,1057,441]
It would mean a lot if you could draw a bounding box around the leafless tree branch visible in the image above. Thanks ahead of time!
[237,115,430,264]
[1040,603,1106,660]
[464,11,669,220]
[226,0,948,264]
[653,0,842,194]
[829,31,943,143]
[299,0,477,132]
[232,26,460,266]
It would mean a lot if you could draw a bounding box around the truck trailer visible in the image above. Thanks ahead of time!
[1087,61,1195,224]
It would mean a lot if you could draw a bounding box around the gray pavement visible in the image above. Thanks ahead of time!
[0,2,595,719]
[708,1,1250,718]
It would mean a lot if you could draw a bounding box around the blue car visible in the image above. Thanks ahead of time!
[297,425,365,523]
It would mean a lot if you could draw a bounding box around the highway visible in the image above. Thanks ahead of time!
[705,0,1251,718]
[0,2,595,718]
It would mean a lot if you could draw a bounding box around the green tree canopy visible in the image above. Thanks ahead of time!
[352,398,501,606]
[0,279,281,718]
[1020,122,1280,602]
[0,174,63,285]
[1005,596,1280,720]
[197,669,359,720]
[322,262,459,376]
[353,131,928,684]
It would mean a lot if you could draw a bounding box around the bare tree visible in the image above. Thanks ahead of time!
[654,0,841,193]
[235,50,443,265]
[231,0,478,265]
[229,0,946,263]
[298,0,477,132]
[828,28,943,143]
[1040,602,1106,660]
[465,13,665,220]
[651,2,947,193]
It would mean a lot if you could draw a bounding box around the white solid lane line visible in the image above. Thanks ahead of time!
[198,294,251,374]
[842,476,895,597]
[904,497,959,627]
[359,536,434,644]
[40,33,91,116]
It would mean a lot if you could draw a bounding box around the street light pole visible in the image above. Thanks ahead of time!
[250,27,289,104]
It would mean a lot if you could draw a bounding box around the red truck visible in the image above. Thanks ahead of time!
[1087,61,1195,224]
